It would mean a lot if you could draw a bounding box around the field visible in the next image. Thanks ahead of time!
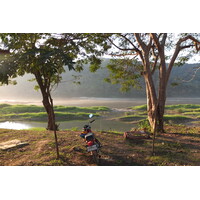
[1,125,200,166]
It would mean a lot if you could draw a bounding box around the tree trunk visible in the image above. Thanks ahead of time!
[34,71,60,159]
[157,102,165,133]
[42,94,56,130]
[143,60,158,133]
[145,74,166,133]
[34,71,56,130]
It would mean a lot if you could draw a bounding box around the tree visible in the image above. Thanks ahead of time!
[104,33,200,133]
[0,33,109,129]
[0,33,110,159]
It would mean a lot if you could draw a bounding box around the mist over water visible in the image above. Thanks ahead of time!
[1,97,200,107]
[0,97,200,131]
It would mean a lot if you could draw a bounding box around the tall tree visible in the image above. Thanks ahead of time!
[0,33,109,130]
[104,33,200,133]
[0,33,110,159]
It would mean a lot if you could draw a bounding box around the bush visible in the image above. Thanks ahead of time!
[137,119,151,131]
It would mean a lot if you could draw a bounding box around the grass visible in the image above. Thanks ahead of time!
[125,104,200,125]
[54,106,110,113]
[0,105,45,114]
[64,127,79,131]
[0,104,109,122]
[165,104,200,110]
[132,105,147,111]
[0,104,110,114]
[28,127,47,131]
[0,112,99,122]
[164,115,193,123]
[1,125,200,166]
[132,104,200,111]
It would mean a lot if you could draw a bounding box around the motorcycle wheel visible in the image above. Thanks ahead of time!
[92,150,100,165]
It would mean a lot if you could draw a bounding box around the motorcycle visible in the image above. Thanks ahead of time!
[80,114,102,164]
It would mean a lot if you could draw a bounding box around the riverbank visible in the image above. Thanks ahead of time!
[1,125,200,166]
[1,103,200,131]
[0,104,110,122]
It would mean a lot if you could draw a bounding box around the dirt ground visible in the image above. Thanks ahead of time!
[1,125,200,166]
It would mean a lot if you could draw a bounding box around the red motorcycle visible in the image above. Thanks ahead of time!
[80,114,102,164]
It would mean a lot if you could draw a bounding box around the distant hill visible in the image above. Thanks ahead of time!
[0,59,200,100]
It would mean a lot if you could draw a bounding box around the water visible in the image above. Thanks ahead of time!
[0,97,200,131]
[0,113,135,132]
[0,121,31,130]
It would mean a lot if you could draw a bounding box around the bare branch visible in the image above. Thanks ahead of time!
[107,37,135,51]
[150,33,161,51]
[181,66,200,83]
[134,33,147,51]
[109,52,139,58]
[151,56,159,75]
[117,33,140,52]
[166,35,200,83]
[150,33,167,51]
[180,44,195,50]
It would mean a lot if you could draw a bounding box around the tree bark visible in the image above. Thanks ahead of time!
[34,71,56,130]
[34,71,60,159]
[42,94,56,130]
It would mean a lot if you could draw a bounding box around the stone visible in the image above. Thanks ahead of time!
[0,139,29,150]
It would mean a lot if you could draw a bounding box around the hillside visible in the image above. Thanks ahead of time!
[0,59,200,100]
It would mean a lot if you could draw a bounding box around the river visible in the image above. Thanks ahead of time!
[0,97,200,131]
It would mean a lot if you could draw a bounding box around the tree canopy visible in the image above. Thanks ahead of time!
[103,33,200,132]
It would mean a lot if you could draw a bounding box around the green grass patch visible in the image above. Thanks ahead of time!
[132,105,147,111]
[0,111,99,122]
[54,106,110,113]
[164,115,193,123]
[64,127,79,131]
[0,104,106,122]
[28,127,47,131]
[102,130,124,134]
[132,104,200,112]
[183,111,200,116]
[165,104,200,110]
[0,112,48,121]
[118,104,200,126]
[0,104,110,114]
[0,105,45,114]
[0,104,11,109]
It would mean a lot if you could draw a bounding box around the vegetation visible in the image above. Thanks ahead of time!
[119,104,200,126]
[0,33,200,165]
[102,33,200,133]
[1,61,200,99]
[0,104,108,122]
[1,125,200,166]
[0,33,110,131]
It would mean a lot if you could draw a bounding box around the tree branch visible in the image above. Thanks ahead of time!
[166,35,200,83]
[134,33,147,51]
[181,66,200,83]
[107,37,134,51]
[117,33,140,52]
[151,56,159,75]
